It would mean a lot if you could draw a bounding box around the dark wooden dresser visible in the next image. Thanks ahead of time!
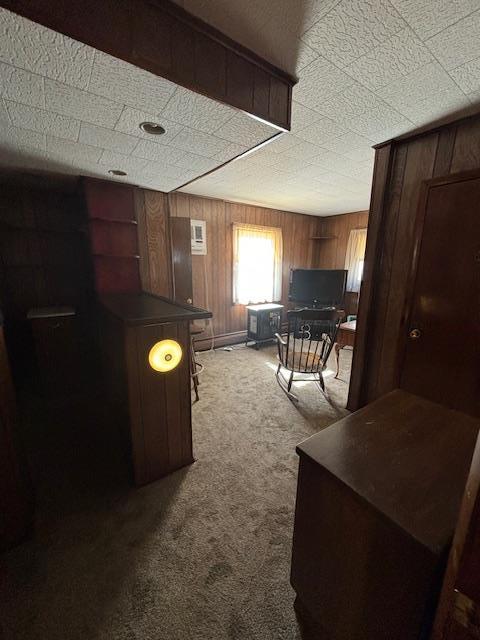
[291,390,480,640]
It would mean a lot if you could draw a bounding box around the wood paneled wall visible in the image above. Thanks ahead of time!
[313,210,369,269]
[0,180,94,381]
[169,193,319,339]
[135,189,172,299]
[349,111,480,411]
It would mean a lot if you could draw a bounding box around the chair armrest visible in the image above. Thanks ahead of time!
[275,333,287,346]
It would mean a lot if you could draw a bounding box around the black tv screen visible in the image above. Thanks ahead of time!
[289,269,347,306]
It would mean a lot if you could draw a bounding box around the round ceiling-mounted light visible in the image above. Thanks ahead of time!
[148,339,182,372]
[140,121,166,135]
[108,169,127,176]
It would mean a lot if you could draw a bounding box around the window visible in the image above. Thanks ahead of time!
[232,224,283,304]
[344,228,367,292]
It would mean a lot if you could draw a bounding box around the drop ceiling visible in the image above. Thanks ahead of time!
[0,8,278,194]
[2,3,480,216]
[176,0,480,215]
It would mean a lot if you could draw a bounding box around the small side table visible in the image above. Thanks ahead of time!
[334,320,356,378]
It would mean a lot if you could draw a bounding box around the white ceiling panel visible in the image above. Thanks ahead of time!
[449,58,480,95]
[78,123,139,155]
[1,125,45,151]
[114,106,184,144]
[45,79,123,128]
[343,27,433,91]
[302,0,406,68]
[0,8,94,89]
[390,0,480,41]
[0,62,44,108]
[3,2,480,216]
[161,86,235,133]
[6,101,80,141]
[0,7,277,194]
[425,9,480,70]
[88,51,177,113]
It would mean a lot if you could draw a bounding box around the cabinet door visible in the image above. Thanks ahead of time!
[171,217,193,305]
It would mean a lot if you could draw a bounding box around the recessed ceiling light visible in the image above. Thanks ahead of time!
[108,169,127,176]
[140,121,166,135]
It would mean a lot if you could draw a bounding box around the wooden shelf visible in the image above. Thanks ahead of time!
[311,236,337,240]
[93,253,140,259]
[89,217,137,225]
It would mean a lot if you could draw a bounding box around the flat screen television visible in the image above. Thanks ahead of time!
[289,269,347,307]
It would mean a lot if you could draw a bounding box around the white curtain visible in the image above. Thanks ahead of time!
[345,228,367,292]
[232,224,283,304]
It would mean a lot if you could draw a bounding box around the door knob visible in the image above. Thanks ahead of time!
[409,328,421,339]
[186,298,193,304]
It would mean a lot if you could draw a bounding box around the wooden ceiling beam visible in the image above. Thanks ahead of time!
[1,0,296,131]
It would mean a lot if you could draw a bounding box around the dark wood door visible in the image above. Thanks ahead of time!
[171,217,193,305]
[400,171,480,417]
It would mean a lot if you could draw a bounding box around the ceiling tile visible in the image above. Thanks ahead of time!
[161,86,235,133]
[0,8,95,90]
[321,131,374,154]
[293,56,354,109]
[47,136,101,164]
[378,62,470,125]
[174,152,221,173]
[301,0,406,68]
[45,79,123,128]
[302,0,343,32]
[267,154,313,173]
[426,9,480,70]
[0,98,10,124]
[88,51,176,113]
[214,112,276,146]
[342,145,375,162]
[290,101,324,133]
[449,57,480,94]
[114,106,183,144]
[295,117,346,145]
[261,133,302,154]
[168,128,231,158]
[131,138,188,165]
[79,123,139,154]
[295,40,319,72]
[0,62,45,108]
[6,100,80,141]
[98,149,148,173]
[344,27,433,91]
[283,139,331,161]
[390,0,480,41]
[142,161,189,181]
[313,83,412,138]
[212,142,249,162]
[0,124,45,151]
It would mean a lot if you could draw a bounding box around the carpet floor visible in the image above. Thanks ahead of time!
[0,344,352,640]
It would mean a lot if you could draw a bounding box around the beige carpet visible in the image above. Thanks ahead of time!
[0,344,351,640]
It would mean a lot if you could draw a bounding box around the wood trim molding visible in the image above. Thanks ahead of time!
[1,0,296,130]
[347,143,394,411]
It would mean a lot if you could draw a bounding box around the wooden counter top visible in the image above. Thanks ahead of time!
[99,292,212,325]
[297,389,479,554]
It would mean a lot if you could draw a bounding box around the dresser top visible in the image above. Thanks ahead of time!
[100,293,211,325]
[297,389,479,554]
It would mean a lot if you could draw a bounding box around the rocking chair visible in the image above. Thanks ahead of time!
[275,308,343,402]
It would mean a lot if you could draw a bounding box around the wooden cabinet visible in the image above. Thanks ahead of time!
[0,315,32,549]
[100,293,211,486]
[291,390,479,640]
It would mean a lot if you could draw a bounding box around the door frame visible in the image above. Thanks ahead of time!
[397,167,480,384]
